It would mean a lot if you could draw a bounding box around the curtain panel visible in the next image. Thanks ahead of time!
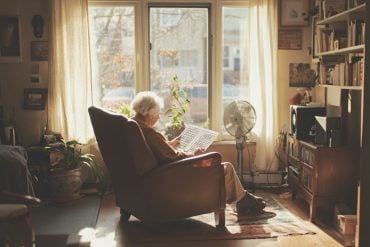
[248,0,279,171]
[48,0,93,142]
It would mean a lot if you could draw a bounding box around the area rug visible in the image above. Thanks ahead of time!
[121,194,315,243]
[32,195,101,246]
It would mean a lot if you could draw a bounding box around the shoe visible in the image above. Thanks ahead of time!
[235,193,266,215]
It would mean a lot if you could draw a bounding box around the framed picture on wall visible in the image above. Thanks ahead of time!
[31,41,48,61]
[280,0,310,27]
[289,63,316,88]
[23,88,48,110]
[0,15,22,63]
[278,29,302,50]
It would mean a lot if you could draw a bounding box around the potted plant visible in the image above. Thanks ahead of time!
[46,139,107,204]
[119,103,135,118]
[164,75,191,140]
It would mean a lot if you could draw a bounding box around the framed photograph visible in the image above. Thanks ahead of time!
[289,63,316,88]
[280,0,310,27]
[31,41,48,61]
[0,15,22,63]
[23,88,48,110]
[278,29,302,50]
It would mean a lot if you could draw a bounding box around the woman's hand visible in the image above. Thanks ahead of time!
[193,148,206,156]
[168,137,180,149]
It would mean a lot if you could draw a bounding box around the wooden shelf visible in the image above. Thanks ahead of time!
[318,45,364,56]
[319,84,363,90]
[317,3,366,25]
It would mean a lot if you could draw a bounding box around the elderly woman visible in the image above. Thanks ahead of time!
[130,91,266,215]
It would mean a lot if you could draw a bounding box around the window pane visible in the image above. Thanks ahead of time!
[88,6,136,112]
[222,7,249,132]
[149,7,209,130]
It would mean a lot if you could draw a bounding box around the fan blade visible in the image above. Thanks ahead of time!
[223,100,256,137]
[225,122,238,135]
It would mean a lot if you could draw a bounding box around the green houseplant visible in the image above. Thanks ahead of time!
[164,75,191,139]
[47,139,107,203]
[119,103,135,118]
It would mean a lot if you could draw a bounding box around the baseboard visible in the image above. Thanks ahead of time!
[241,171,286,187]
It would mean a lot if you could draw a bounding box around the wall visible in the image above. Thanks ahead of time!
[0,0,315,146]
[277,26,325,132]
[0,0,49,146]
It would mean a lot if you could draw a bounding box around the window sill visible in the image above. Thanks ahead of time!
[212,140,256,146]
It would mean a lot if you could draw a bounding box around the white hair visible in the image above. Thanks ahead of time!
[130,91,164,116]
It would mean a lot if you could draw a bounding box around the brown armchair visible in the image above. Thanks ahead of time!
[88,106,225,226]
[0,190,41,247]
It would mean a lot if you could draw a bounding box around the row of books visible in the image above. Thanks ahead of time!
[318,27,347,53]
[320,56,364,86]
[317,21,365,53]
[348,20,365,47]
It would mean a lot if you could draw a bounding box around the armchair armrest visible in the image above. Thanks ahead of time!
[0,190,41,206]
[143,151,222,177]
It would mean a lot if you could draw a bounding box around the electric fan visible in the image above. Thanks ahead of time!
[223,100,257,185]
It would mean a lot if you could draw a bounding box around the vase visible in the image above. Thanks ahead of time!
[49,167,82,204]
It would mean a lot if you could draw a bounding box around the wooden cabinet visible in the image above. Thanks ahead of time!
[287,135,358,222]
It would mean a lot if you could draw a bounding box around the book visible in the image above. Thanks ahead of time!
[177,124,219,153]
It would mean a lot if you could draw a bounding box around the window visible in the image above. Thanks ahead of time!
[149,7,209,128]
[88,5,136,112]
[88,1,249,138]
[222,7,249,134]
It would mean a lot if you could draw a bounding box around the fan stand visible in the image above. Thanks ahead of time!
[236,135,255,191]
[236,137,245,185]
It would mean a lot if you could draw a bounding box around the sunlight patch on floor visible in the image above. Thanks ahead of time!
[90,227,117,247]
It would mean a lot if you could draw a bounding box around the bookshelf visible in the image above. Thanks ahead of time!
[284,1,366,242]
[314,0,366,147]
[316,2,366,88]
[318,44,364,56]
[317,3,365,25]
[303,1,366,243]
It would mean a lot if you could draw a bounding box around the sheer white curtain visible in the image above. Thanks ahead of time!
[48,0,93,142]
[248,0,279,171]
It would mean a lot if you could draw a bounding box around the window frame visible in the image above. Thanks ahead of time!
[88,0,249,140]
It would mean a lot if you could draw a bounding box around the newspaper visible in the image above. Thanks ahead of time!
[177,124,219,153]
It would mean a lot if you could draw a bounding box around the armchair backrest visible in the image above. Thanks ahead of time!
[88,107,158,203]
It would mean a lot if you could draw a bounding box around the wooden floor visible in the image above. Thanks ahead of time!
[90,189,345,247]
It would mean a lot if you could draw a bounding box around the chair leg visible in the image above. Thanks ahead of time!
[20,214,34,247]
[120,208,131,222]
[214,209,225,227]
